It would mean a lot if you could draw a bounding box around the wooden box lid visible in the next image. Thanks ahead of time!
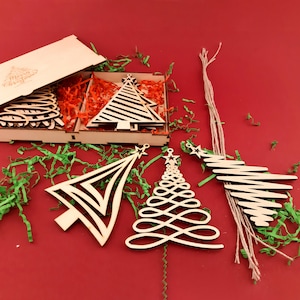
[0,35,106,105]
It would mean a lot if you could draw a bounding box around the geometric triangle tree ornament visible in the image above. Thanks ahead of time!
[45,144,149,246]
[125,148,224,250]
[87,74,165,131]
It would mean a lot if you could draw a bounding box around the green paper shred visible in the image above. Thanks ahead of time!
[288,162,300,174]
[167,79,180,93]
[271,140,278,150]
[16,202,33,242]
[169,104,200,134]
[246,112,261,126]
[166,62,175,77]
[235,150,242,161]
[197,174,217,187]
[93,57,132,72]
[90,42,99,54]
[240,249,248,259]
[182,98,196,103]
[183,105,193,114]
[134,47,151,67]
[257,193,300,258]
[91,43,155,72]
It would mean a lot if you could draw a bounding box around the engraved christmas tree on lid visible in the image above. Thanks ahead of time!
[2,66,38,87]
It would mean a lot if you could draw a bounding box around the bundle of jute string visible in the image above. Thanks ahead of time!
[199,44,292,281]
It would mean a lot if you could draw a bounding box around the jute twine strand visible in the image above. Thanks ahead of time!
[199,44,293,281]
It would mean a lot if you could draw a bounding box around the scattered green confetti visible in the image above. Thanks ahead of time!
[166,62,175,77]
[182,98,196,103]
[197,173,217,187]
[134,46,151,67]
[180,140,194,154]
[93,57,133,72]
[257,193,300,258]
[246,112,261,126]
[271,140,278,150]
[90,42,133,72]
[167,79,180,93]
[240,249,248,259]
[288,162,300,174]
[235,150,242,161]
[90,42,99,54]
[183,105,193,114]
[169,105,200,134]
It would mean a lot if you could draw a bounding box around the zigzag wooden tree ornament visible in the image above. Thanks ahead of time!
[87,74,165,131]
[192,44,296,281]
[45,144,149,246]
[125,148,224,250]
[186,143,297,227]
[0,87,64,129]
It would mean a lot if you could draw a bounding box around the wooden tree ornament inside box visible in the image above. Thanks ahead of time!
[0,71,170,145]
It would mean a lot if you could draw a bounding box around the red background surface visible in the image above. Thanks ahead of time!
[1,1,300,299]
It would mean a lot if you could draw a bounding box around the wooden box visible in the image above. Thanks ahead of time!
[0,35,169,146]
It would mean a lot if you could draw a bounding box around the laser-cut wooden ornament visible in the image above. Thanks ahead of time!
[186,143,297,227]
[87,74,165,131]
[45,144,149,246]
[0,87,64,128]
[125,148,224,250]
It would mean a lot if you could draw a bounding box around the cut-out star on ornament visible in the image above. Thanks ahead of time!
[163,148,180,167]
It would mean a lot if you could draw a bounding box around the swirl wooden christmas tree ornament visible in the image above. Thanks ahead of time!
[125,148,224,250]
[45,144,150,246]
